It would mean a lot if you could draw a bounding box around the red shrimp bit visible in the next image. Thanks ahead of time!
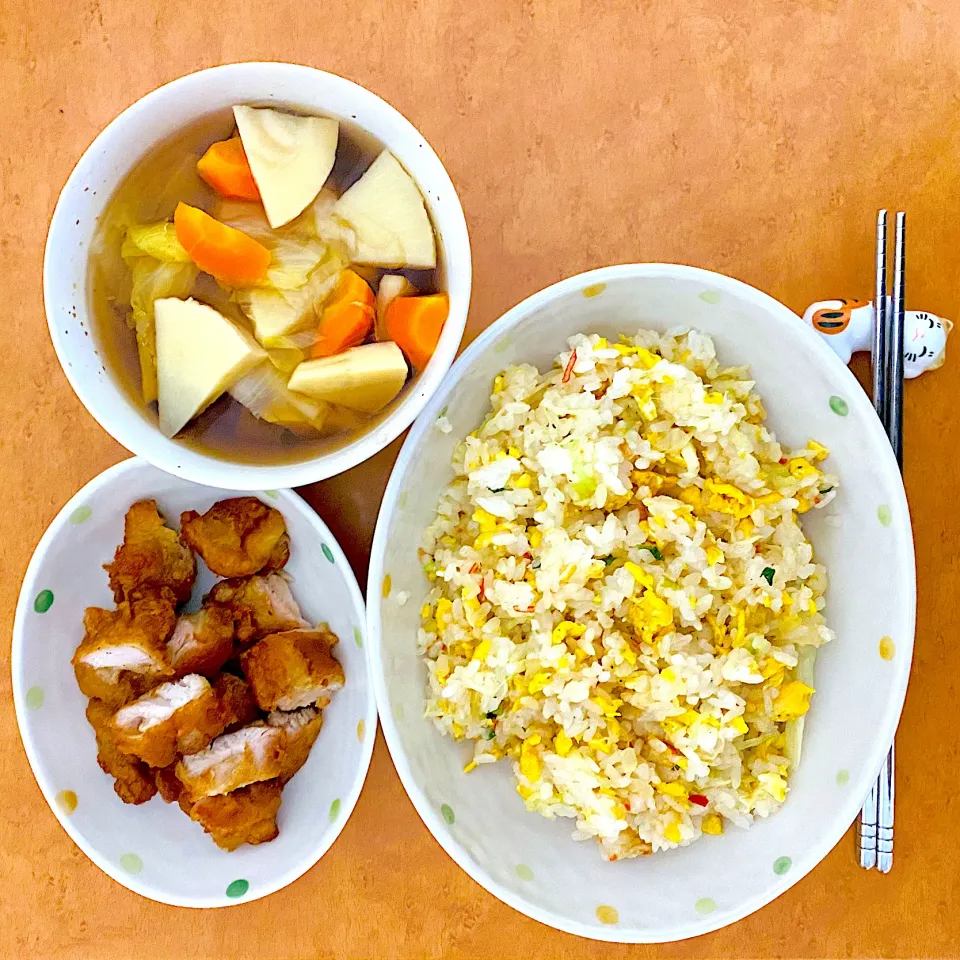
[562,349,577,383]
[689,794,709,807]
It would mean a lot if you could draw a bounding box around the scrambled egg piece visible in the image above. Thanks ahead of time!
[553,621,586,644]
[758,770,788,802]
[771,681,815,722]
[630,591,673,641]
[664,819,683,843]
[519,734,542,783]
[787,458,818,481]
[701,814,724,835]
[704,479,755,519]
[624,561,654,588]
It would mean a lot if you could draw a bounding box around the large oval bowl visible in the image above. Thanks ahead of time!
[367,264,914,942]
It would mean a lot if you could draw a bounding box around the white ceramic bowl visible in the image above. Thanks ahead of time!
[368,264,915,942]
[13,458,375,907]
[44,62,471,490]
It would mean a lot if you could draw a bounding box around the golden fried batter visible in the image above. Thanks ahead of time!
[154,765,183,803]
[213,672,261,732]
[111,675,225,768]
[180,497,290,578]
[206,573,307,646]
[241,627,344,712]
[74,665,153,711]
[267,707,324,783]
[104,500,196,604]
[175,724,286,801]
[183,781,282,851]
[167,605,235,679]
[73,596,177,708]
[85,699,157,805]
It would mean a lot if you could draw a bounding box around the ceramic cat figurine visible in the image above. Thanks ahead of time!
[803,297,952,378]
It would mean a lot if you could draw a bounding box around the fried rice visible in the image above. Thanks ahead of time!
[418,328,837,860]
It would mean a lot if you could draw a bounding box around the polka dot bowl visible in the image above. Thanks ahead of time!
[12,457,376,907]
[367,264,915,942]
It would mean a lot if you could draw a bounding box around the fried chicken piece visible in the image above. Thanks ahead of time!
[213,672,261,732]
[206,573,307,646]
[184,781,282,851]
[175,724,285,801]
[111,674,225,768]
[73,596,176,708]
[180,497,290,578]
[241,627,344,712]
[167,605,235,679]
[104,500,196,604]
[267,707,323,783]
[154,765,183,803]
[85,699,157,804]
[74,666,154,711]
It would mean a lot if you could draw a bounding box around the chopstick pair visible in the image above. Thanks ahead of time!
[857,210,905,873]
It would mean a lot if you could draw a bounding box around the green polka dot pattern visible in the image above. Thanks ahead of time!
[34,590,54,613]
[829,395,849,416]
[69,505,92,524]
[226,879,249,898]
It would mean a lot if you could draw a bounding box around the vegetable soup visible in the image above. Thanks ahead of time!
[90,105,447,465]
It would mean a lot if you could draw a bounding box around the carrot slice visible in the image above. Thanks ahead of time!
[174,202,270,287]
[384,294,449,370]
[311,270,376,358]
[196,136,261,201]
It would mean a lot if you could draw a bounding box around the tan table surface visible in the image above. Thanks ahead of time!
[3,1,960,957]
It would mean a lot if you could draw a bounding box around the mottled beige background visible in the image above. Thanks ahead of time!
[2,0,958,957]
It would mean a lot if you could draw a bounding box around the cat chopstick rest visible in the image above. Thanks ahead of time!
[803,298,952,378]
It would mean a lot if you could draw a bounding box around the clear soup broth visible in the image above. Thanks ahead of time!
[90,106,444,465]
